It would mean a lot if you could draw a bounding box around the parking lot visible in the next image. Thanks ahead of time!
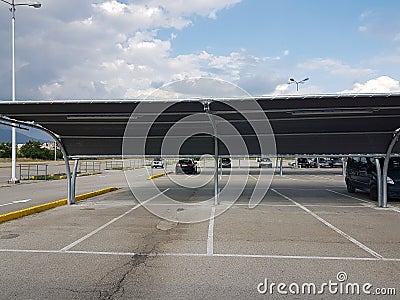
[0,161,399,299]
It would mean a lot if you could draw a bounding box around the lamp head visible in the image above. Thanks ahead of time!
[30,2,41,8]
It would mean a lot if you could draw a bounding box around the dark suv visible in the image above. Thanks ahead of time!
[297,158,312,168]
[175,159,197,174]
[219,158,231,168]
[345,157,400,200]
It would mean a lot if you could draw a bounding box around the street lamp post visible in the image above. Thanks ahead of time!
[0,0,41,184]
[288,77,309,92]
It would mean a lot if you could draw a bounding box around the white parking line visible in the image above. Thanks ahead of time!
[271,188,384,259]
[0,199,31,207]
[1,248,400,262]
[327,189,400,213]
[60,188,170,252]
[326,189,371,204]
[207,206,216,255]
[308,174,344,181]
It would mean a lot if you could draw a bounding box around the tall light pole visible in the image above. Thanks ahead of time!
[288,77,309,92]
[0,0,41,183]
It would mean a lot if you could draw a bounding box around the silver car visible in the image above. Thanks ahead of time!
[258,158,272,168]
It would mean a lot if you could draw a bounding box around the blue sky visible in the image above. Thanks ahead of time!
[0,0,400,100]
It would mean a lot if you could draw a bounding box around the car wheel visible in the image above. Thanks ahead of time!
[346,180,356,193]
[369,186,378,201]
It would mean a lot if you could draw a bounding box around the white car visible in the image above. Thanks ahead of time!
[151,158,164,168]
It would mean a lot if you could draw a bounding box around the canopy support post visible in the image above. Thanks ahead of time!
[70,159,79,205]
[214,136,219,205]
[382,128,400,208]
[203,100,219,205]
[0,115,73,205]
[375,158,383,207]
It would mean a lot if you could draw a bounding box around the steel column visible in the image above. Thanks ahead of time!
[375,158,383,207]
[203,100,219,205]
[382,128,400,208]
[214,136,219,205]
[70,159,79,204]
[342,159,346,176]
[0,115,73,205]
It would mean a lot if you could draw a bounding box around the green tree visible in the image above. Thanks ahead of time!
[19,140,53,160]
[0,142,12,158]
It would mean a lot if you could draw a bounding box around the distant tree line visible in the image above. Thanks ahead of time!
[0,141,63,160]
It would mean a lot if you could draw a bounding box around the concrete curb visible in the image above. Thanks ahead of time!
[59,171,102,180]
[148,171,173,180]
[0,187,119,224]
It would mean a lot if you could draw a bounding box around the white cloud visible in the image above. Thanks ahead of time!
[360,11,373,20]
[298,58,374,77]
[0,0,398,100]
[96,0,128,15]
[358,26,368,32]
[340,76,400,93]
[0,0,244,100]
[272,84,289,95]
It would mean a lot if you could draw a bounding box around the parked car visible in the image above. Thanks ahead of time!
[310,157,330,168]
[345,157,400,200]
[175,159,197,174]
[328,157,343,168]
[151,157,164,168]
[219,158,231,168]
[258,158,273,168]
[297,158,313,168]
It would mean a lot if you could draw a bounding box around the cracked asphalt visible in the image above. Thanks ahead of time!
[0,161,400,299]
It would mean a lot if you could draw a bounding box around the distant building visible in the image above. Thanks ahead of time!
[41,141,56,150]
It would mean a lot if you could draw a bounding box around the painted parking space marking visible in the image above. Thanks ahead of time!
[0,199,31,207]
[326,189,400,213]
[326,189,371,203]
[1,248,400,262]
[271,188,384,259]
[60,188,170,252]
[207,206,216,255]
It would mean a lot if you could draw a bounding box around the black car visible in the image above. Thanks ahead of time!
[297,158,313,168]
[328,157,343,168]
[345,157,400,200]
[219,158,231,168]
[175,159,197,174]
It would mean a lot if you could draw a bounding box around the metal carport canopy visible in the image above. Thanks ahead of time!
[1,93,400,158]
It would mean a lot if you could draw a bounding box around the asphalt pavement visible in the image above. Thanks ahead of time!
[0,161,399,299]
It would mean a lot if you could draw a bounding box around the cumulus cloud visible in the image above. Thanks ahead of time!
[0,0,243,100]
[0,1,398,100]
[272,84,289,95]
[298,58,374,77]
[340,76,400,93]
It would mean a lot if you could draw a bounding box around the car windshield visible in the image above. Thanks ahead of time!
[179,159,191,164]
